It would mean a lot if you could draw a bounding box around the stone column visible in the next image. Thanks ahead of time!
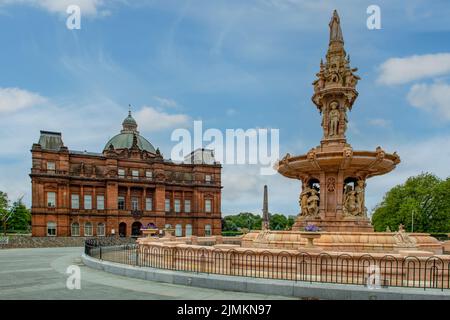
[93,187,96,210]
[80,185,84,210]
[319,172,326,217]
[143,187,147,212]
[336,171,345,218]
[126,186,131,211]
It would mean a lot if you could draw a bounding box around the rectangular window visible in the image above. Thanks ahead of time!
[84,195,92,210]
[131,197,139,210]
[84,223,93,236]
[71,194,79,209]
[118,196,125,210]
[97,195,105,210]
[205,175,212,183]
[47,222,57,236]
[146,171,153,179]
[71,223,80,237]
[47,161,55,172]
[145,198,153,211]
[185,224,192,237]
[118,169,125,178]
[205,224,212,236]
[184,200,191,213]
[132,170,139,179]
[165,199,171,212]
[205,199,212,213]
[47,192,56,208]
[174,199,181,213]
[175,224,182,237]
[97,223,105,237]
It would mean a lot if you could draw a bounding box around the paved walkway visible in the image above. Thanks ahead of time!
[0,247,298,300]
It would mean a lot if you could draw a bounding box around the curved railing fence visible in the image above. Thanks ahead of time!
[85,239,450,291]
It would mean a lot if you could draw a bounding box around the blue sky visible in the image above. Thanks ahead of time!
[0,0,450,217]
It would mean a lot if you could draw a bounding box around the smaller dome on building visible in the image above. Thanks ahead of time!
[103,110,156,153]
[121,110,138,133]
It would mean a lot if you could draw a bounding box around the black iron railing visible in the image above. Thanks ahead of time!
[85,239,450,291]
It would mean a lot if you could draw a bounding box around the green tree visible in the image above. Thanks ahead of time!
[8,197,31,232]
[269,214,288,230]
[222,212,262,231]
[372,173,450,233]
[0,192,31,234]
[223,212,297,231]
[287,215,296,230]
[0,191,12,235]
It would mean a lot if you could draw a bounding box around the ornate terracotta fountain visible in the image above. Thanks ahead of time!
[277,10,400,232]
[241,11,441,254]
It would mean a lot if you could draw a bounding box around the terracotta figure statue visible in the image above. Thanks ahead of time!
[355,180,366,215]
[307,189,320,217]
[328,102,340,137]
[299,185,311,214]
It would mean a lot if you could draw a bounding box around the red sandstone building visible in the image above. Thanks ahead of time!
[30,112,222,237]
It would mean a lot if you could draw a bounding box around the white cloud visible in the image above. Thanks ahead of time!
[221,164,300,215]
[134,106,190,132]
[377,53,450,85]
[0,87,46,114]
[153,96,178,108]
[0,92,184,207]
[407,82,450,120]
[368,118,391,128]
[0,0,109,17]
[226,108,237,116]
[365,135,450,213]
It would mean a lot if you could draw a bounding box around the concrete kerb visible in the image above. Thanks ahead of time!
[81,253,450,300]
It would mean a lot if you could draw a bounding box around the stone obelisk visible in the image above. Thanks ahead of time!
[262,185,270,230]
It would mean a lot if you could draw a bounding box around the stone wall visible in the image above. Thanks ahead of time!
[0,236,135,249]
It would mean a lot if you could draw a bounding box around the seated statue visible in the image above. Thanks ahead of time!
[343,185,358,216]
[299,185,320,218]
[306,189,320,217]
[394,224,416,247]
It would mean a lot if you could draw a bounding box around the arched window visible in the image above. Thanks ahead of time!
[47,222,57,236]
[71,223,80,236]
[97,223,105,237]
[185,224,193,237]
[204,224,212,236]
[175,224,182,237]
[84,222,93,236]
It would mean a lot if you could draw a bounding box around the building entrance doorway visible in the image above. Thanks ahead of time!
[119,222,127,237]
[131,221,142,237]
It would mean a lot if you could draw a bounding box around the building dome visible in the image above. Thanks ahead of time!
[103,111,156,153]
[122,111,138,132]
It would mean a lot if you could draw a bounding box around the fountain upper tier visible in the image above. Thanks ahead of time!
[277,144,400,181]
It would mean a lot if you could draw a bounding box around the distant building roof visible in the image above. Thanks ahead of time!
[184,148,216,165]
[38,131,64,151]
[69,150,104,157]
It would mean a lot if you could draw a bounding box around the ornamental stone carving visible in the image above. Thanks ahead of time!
[327,177,336,192]
[343,179,366,218]
[300,184,320,218]
[394,224,417,247]
[328,101,340,137]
